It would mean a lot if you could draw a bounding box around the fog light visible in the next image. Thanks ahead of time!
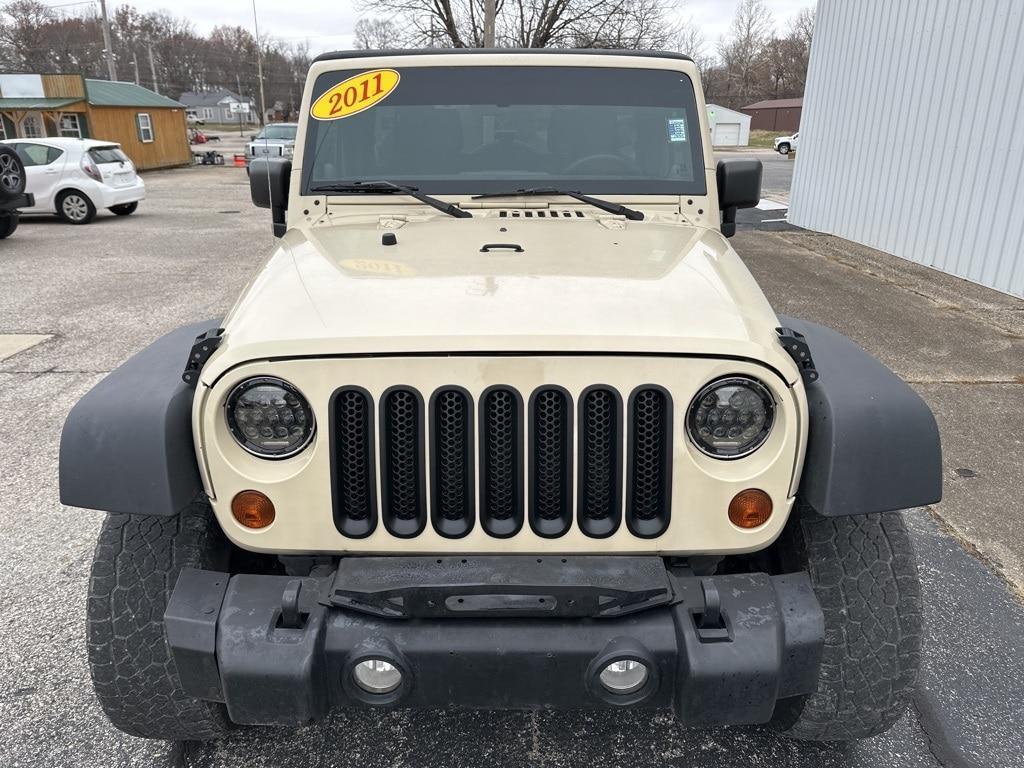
[599,659,648,694]
[353,658,403,694]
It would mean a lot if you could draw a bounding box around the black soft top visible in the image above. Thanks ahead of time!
[312,48,693,64]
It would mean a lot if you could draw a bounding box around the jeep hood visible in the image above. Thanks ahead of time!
[205,214,796,384]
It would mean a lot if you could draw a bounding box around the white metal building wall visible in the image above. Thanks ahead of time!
[788,0,1024,298]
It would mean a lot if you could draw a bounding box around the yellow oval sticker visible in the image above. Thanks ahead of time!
[310,69,400,121]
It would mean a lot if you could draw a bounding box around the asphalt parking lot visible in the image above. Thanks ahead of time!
[1,166,1023,768]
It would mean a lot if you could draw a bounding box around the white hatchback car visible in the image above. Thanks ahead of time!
[1,137,145,224]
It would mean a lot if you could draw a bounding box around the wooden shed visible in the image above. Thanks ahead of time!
[0,73,190,170]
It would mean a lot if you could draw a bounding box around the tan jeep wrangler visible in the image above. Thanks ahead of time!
[60,50,941,742]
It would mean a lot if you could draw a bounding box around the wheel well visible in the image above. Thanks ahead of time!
[56,187,93,203]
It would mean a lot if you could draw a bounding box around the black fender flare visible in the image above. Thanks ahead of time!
[779,315,943,516]
[59,321,217,517]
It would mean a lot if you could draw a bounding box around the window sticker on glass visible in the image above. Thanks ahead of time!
[667,118,687,142]
[311,69,400,121]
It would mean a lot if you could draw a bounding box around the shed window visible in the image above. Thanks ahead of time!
[136,112,154,143]
[20,114,42,138]
[58,114,82,138]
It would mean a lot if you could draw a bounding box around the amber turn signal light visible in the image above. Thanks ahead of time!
[231,490,276,529]
[728,489,772,529]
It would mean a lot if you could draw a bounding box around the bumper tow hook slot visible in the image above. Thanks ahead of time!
[279,579,304,629]
[695,578,730,642]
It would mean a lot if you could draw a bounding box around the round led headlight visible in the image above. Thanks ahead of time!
[225,377,315,459]
[686,376,775,459]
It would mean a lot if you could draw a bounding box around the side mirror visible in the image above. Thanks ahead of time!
[716,159,762,238]
[249,158,291,237]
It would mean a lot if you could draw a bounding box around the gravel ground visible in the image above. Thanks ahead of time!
[1,166,1021,767]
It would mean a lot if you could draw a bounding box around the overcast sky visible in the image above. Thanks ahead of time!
[105,0,814,55]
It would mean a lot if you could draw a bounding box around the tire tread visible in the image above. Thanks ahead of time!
[87,502,230,740]
[774,507,922,741]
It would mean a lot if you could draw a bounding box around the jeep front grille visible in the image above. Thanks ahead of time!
[329,385,672,540]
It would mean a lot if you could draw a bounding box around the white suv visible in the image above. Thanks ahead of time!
[2,137,145,224]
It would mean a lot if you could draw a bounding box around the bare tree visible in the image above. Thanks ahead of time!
[676,17,708,74]
[360,0,677,50]
[566,0,680,50]
[789,6,814,48]
[354,17,401,49]
[0,0,59,70]
[717,0,774,107]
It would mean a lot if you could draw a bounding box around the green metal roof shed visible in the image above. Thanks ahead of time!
[84,79,184,109]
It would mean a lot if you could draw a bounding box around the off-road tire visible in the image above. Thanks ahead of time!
[0,213,18,239]
[770,506,922,741]
[109,202,138,216]
[87,501,232,740]
[0,145,26,199]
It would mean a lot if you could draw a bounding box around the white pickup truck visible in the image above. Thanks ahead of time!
[774,131,799,155]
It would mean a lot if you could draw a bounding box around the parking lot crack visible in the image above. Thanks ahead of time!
[911,687,984,768]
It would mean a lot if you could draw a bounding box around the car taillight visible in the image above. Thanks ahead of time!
[81,155,103,182]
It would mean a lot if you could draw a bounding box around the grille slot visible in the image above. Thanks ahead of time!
[429,387,474,538]
[479,386,524,537]
[626,386,672,538]
[529,387,573,537]
[330,387,376,538]
[380,387,426,537]
[577,386,622,537]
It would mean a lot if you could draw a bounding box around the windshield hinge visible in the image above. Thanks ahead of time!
[182,327,224,387]
[776,327,819,385]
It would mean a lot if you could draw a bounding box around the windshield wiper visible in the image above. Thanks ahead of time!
[310,180,472,219]
[472,187,644,221]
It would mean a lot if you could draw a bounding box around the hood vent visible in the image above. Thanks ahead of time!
[496,209,588,219]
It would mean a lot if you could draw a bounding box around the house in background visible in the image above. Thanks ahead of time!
[179,88,256,125]
[0,73,190,169]
[742,97,803,132]
[706,104,751,147]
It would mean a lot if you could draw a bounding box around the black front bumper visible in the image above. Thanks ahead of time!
[165,557,823,727]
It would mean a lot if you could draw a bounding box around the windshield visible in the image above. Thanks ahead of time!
[302,66,706,196]
[258,125,297,141]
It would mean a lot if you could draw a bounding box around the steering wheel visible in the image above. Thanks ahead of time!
[563,153,633,174]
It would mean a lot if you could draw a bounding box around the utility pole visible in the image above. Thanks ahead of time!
[98,0,117,81]
[236,74,246,136]
[483,0,496,47]
[132,51,140,85]
[252,0,267,126]
[148,44,159,94]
